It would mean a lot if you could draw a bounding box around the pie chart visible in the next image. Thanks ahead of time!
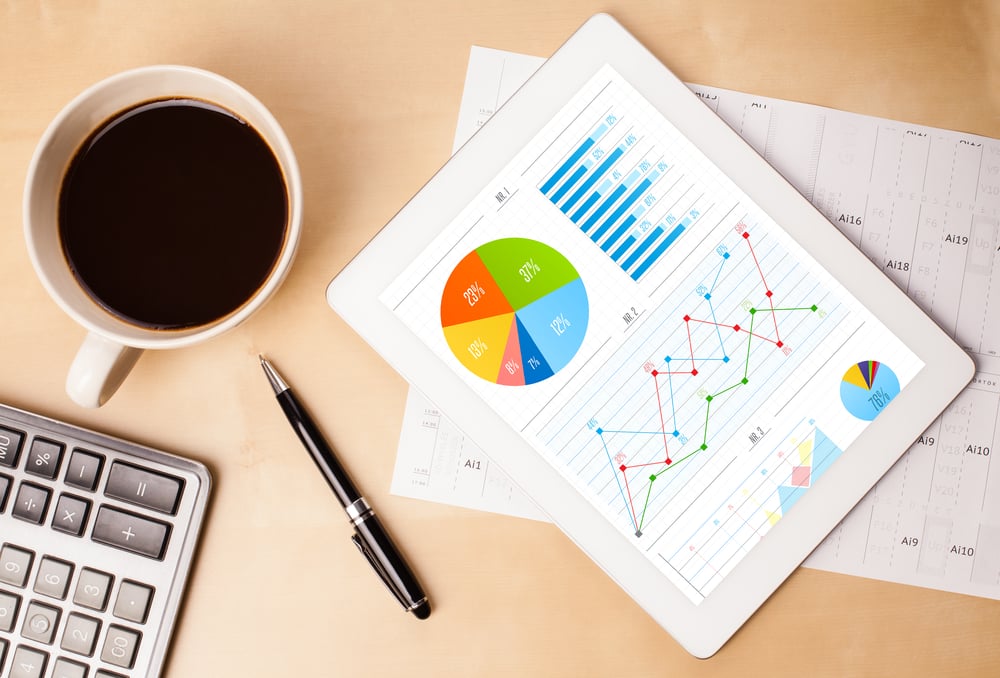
[840,360,900,421]
[440,238,588,385]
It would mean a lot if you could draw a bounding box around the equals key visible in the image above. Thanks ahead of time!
[105,462,184,515]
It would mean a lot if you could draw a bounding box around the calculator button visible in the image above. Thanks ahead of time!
[52,494,91,537]
[113,580,154,624]
[52,657,88,678]
[33,557,74,600]
[105,462,183,515]
[21,600,60,644]
[65,449,104,491]
[10,645,48,678]
[73,568,113,611]
[92,506,170,559]
[0,473,10,511]
[61,613,100,657]
[101,625,141,669]
[0,426,24,468]
[0,590,21,631]
[12,483,50,524]
[0,545,34,587]
[0,638,6,671]
[24,438,64,480]
[96,671,126,678]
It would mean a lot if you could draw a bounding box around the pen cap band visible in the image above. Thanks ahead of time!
[346,497,372,525]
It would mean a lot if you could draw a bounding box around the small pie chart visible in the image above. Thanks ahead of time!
[440,238,589,385]
[840,360,900,421]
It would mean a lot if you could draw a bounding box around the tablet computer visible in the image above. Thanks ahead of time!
[326,14,974,657]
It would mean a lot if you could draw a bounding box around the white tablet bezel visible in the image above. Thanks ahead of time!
[326,14,974,657]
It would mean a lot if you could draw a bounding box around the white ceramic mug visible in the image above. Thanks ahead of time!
[24,65,302,408]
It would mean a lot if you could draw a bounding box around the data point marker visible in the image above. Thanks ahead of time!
[700,444,708,450]
[742,232,750,239]
[733,324,740,331]
[651,370,659,377]
[683,315,691,322]
[619,464,627,472]
[691,369,699,376]
[649,474,657,481]
[811,304,818,311]
[706,395,713,402]
[766,290,773,297]
[776,341,784,348]
[742,378,748,384]
[595,428,603,435]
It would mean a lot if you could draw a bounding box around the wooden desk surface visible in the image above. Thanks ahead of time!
[2,1,998,675]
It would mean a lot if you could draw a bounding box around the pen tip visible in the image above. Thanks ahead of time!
[259,355,288,394]
[412,600,431,620]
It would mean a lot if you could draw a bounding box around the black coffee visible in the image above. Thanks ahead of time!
[58,98,288,329]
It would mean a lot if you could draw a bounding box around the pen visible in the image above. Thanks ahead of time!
[259,355,431,619]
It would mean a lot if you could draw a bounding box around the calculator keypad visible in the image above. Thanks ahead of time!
[0,403,210,678]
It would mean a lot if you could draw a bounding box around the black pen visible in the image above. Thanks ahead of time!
[259,355,431,619]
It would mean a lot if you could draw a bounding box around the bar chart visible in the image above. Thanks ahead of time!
[537,112,709,282]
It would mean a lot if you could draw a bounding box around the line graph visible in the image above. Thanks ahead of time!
[592,224,820,535]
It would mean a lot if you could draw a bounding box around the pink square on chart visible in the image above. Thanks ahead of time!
[791,466,811,487]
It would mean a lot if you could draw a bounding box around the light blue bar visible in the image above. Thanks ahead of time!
[611,234,637,261]
[622,226,664,270]
[631,223,687,280]
[591,170,660,243]
[569,179,612,223]
[561,146,625,214]
[581,183,628,233]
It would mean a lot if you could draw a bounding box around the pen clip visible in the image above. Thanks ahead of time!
[351,533,409,610]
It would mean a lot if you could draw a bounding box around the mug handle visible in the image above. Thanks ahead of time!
[66,332,143,408]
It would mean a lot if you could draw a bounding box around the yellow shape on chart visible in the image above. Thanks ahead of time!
[442,312,514,382]
[842,363,870,390]
[797,438,813,465]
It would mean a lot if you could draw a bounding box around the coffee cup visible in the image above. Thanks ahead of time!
[23,65,302,408]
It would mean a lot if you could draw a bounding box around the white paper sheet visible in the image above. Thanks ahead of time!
[391,46,1000,599]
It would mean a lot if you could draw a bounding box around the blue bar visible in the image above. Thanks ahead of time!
[622,226,664,270]
[541,138,593,194]
[600,215,637,252]
[591,170,659,243]
[540,122,610,195]
[561,146,625,214]
[550,163,589,204]
[631,223,687,280]
[581,183,628,233]
[569,179,612,223]
[611,235,637,261]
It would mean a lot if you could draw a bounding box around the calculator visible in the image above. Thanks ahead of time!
[0,403,211,678]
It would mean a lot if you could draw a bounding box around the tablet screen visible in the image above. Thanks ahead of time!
[382,65,924,604]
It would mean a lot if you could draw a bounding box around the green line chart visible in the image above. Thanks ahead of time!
[591,223,822,536]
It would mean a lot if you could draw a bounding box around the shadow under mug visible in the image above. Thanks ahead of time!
[24,65,303,408]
